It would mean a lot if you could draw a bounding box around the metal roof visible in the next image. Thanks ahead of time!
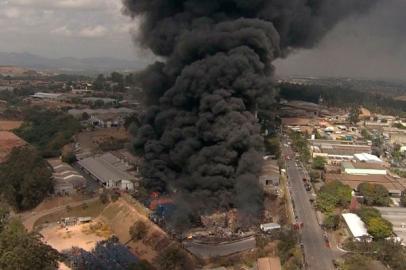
[78,153,135,184]
[342,213,370,239]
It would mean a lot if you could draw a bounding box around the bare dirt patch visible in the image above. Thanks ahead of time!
[100,197,171,262]
[76,128,129,154]
[0,120,22,131]
[41,221,110,252]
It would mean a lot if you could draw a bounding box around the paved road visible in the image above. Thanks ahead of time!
[19,197,99,231]
[282,142,335,270]
[183,236,256,258]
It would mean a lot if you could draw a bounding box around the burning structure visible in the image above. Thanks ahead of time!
[123,0,375,229]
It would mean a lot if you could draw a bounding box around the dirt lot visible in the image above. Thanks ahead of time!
[41,221,110,252]
[100,197,172,263]
[0,120,22,131]
[76,128,129,154]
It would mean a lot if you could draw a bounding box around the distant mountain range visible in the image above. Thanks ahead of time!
[0,52,150,74]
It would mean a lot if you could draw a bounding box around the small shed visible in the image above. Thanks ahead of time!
[260,223,281,233]
[78,217,92,223]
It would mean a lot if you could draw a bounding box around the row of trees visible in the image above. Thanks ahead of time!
[356,207,392,239]
[279,83,406,116]
[289,131,311,162]
[343,238,406,270]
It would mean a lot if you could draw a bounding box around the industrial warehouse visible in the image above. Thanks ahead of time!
[77,153,138,191]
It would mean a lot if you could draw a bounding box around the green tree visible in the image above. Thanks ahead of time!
[341,254,372,270]
[129,221,147,241]
[348,106,361,124]
[356,207,381,224]
[99,191,109,204]
[316,192,338,213]
[312,156,327,170]
[0,147,53,210]
[129,260,154,270]
[125,73,135,86]
[320,180,352,207]
[367,217,392,240]
[358,183,391,206]
[93,74,105,90]
[110,72,124,84]
[81,112,90,120]
[323,214,340,230]
[61,150,76,164]
[264,136,281,158]
[157,245,192,270]
[0,218,60,270]
[15,108,81,157]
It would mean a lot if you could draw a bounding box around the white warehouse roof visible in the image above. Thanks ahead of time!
[78,153,135,184]
[342,213,370,239]
[354,153,382,163]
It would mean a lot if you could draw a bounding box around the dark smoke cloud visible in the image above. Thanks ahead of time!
[123,0,375,224]
[277,0,406,80]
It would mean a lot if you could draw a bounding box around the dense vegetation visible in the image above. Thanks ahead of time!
[357,183,391,206]
[0,147,53,211]
[277,230,303,270]
[344,239,406,270]
[264,135,281,158]
[63,237,143,270]
[279,83,406,116]
[15,108,81,157]
[288,131,310,162]
[0,207,60,269]
[312,156,327,170]
[93,72,139,92]
[356,207,392,239]
[316,180,352,213]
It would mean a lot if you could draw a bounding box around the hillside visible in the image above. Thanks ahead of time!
[0,52,148,74]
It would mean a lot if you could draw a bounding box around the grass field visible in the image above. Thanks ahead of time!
[34,200,107,228]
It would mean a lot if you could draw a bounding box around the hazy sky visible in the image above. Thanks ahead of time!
[1,0,405,80]
[0,0,144,59]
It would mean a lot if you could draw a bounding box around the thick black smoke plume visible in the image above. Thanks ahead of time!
[123,0,375,225]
